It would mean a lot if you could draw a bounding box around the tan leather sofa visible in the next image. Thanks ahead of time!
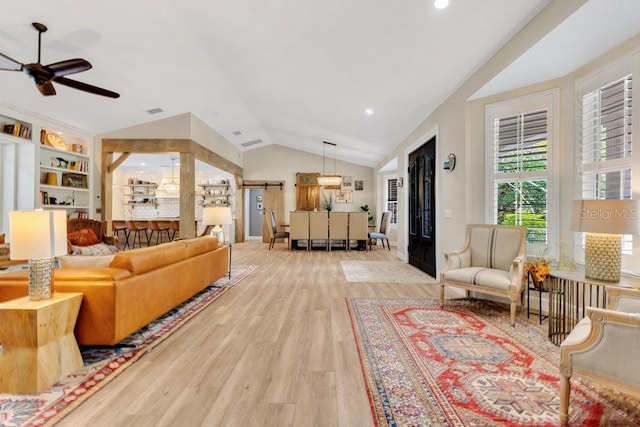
[0,236,229,346]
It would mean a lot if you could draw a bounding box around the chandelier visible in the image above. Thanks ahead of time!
[317,141,342,187]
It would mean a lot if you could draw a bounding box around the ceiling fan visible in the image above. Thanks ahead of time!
[0,22,119,98]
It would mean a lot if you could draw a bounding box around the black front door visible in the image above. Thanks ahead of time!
[408,136,436,277]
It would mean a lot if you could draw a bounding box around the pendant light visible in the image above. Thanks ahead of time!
[164,157,179,194]
[317,141,342,187]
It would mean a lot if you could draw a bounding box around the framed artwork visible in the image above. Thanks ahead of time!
[341,176,353,191]
[335,191,352,203]
[61,172,87,189]
[354,180,363,191]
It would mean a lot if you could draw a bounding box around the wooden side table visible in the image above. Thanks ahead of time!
[0,292,84,394]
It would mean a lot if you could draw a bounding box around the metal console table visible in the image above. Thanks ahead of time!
[548,270,640,345]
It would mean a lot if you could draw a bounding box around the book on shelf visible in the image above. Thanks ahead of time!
[1,122,32,139]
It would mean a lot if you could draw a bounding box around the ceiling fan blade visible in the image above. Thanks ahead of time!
[0,67,22,72]
[54,76,120,98]
[46,58,92,77]
[0,51,23,67]
[37,81,56,96]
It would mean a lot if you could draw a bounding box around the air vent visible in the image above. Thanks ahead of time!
[233,130,242,136]
[146,108,164,114]
[241,139,263,147]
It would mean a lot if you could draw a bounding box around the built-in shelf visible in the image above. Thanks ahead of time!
[38,128,90,215]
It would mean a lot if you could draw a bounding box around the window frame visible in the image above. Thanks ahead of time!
[575,54,640,272]
[383,175,398,228]
[485,90,559,258]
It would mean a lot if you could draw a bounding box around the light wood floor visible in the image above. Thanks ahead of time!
[57,241,533,427]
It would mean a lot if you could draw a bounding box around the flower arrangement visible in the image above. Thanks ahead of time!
[525,247,550,290]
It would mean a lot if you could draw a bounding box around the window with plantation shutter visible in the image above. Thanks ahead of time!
[577,72,635,260]
[385,178,398,225]
[486,92,557,253]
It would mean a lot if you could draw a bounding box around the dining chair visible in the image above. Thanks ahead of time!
[266,211,289,250]
[368,211,391,250]
[125,220,149,249]
[148,220,171,245]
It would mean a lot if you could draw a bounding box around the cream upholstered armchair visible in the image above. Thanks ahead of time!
[559,286,640,424]
[439,224,527,326]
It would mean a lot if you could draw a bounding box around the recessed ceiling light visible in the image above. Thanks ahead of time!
[434,0,449,9]
[140,162,146,166]
[365,108,374,116]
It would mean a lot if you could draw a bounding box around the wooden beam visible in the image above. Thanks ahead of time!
[102,139,192,153]
[102,152,114,235]
[107,152,131,174]
[180,152,196,238]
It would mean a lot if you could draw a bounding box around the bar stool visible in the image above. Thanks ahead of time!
[125,220,149,249]
[169,220,180,241]
[149,220,171,246]
[112,221,127,249]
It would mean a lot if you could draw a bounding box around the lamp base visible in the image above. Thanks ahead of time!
[210,226,225,245]
[585,233,621,282]
[28,258,54,300]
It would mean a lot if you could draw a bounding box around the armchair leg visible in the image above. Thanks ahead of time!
[510,300,516,327]
[559,374,570,424]
[439,284,445,308]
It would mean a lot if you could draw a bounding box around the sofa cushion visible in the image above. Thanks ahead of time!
[443,267,511,291]
[182,236,220,258]
[110,242,186,275]
[68,228,102,246]
[59,254,115,269]
[53,267,131,281]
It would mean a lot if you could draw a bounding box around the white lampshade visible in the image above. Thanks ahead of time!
[203,206,232,226]
[571,199,640,234]
[9,210,68,259]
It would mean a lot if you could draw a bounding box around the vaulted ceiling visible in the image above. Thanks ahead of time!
[1,1,639,168]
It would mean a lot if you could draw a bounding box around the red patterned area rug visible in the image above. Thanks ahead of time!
[347,298,640,426]
[0,264,258,426]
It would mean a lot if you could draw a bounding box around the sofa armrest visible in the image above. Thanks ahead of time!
[607,286,640,312]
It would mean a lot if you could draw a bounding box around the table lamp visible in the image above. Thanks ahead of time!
[9,210,67,300]
[571,199,640,281]
[203,206,232,244]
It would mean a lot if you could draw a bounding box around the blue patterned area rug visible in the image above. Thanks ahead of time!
[347,298,640,426]
[0,264,258,426]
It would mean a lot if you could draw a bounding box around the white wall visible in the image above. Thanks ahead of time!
[243,143,375,223]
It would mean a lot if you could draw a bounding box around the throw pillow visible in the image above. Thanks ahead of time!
[70,243,118,255]
[0,233,5,243]
[68,228,102,246]
[59,254,115,269]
